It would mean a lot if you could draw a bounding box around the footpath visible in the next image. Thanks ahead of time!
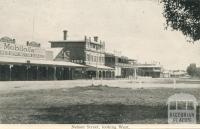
[0,78,200,92]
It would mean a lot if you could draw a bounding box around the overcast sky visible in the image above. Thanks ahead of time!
[0,0,199,70]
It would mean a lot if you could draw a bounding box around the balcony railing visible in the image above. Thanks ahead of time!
[115,63,135,68]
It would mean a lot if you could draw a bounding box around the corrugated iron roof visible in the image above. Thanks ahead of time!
[0,57,85,67]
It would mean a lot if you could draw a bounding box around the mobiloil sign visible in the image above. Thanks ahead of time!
[0,42,45,59]
[4,42,34,52]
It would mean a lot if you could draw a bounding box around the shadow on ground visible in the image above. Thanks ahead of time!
[30,104,168,124]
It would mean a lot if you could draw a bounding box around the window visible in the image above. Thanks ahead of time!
[96,56,99,62]
[187,101,194,110]
[86,54,90,61]
[94,56,96,62]
[170,101,176,110]
[86,42,90,49]
[78,60,83,63]
[177,101,186,110]
[91,55,93,62]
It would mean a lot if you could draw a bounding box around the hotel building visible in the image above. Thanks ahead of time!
[105,52,162,78]
[49,30,114,79]
[137,63,162,78]
[105,52,137,78]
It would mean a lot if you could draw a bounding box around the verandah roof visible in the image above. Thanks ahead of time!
[86,64,114,71]
[0,57,85,67]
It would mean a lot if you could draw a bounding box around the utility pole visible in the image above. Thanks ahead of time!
[96,52,98,80]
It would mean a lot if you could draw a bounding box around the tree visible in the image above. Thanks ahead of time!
[162,0,200,42]
[186,63,197,77]
[196,67,200,77]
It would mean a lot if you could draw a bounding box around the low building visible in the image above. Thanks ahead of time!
[161,70,171,78]
[49,30,114,79]
[0,36,85,81]
[170,70,188,78]
[136,63,162,78]
[161,70,189,78]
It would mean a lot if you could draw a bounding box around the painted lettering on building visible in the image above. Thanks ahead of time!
[0,42,46,59]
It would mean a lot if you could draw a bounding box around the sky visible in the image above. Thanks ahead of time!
[0,0,199,70]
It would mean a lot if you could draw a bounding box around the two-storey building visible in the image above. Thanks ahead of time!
[136,63,162,78]
[49,30,114,79]
[105,52,137,78]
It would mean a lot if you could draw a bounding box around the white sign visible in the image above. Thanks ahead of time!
[0,42,46,60]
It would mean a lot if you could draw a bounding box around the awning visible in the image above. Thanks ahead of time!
[136,64,161,68]
[86,64,114,71]
[0,57,85,67]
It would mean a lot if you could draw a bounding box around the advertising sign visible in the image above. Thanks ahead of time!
[0,42,46,60]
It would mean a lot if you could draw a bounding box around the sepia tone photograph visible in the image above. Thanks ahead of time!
[0,0,200,126]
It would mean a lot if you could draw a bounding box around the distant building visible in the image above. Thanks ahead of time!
[105,52,162,78]
[161,70,171,78]
[49,30,114,79]
[136,63,162,78]
[105,52,137,78]
[170,70,188,78]
[161,70,189,78]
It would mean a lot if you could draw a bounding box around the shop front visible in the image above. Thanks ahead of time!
[0,41,85,81]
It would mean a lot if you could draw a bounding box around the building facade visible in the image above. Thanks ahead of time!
[0,36,85,81]
[49,30,114,79]
[137,64,162,78]
[161,70,188,78]
[0,31,164,81]
[105,51,162,78]
[105,52,137,78]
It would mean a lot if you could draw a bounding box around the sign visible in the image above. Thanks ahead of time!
[27,41,41,47]
[0,36,15,44]
[167,93,197,124]
[168,110,196,124]
[0,42,46,60]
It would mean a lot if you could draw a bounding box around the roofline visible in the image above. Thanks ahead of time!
[49,40,85,43]
[136,64,162,68]
[49,40,103,45]
[128,59,137,61]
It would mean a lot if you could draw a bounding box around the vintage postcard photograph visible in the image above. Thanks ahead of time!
[0,0,200,128]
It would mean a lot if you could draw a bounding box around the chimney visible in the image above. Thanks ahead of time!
[84,36,87,41]
[26,41,29,46]
[63,30,68,40]
[94,36,98,42]
[13,39,16,43]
